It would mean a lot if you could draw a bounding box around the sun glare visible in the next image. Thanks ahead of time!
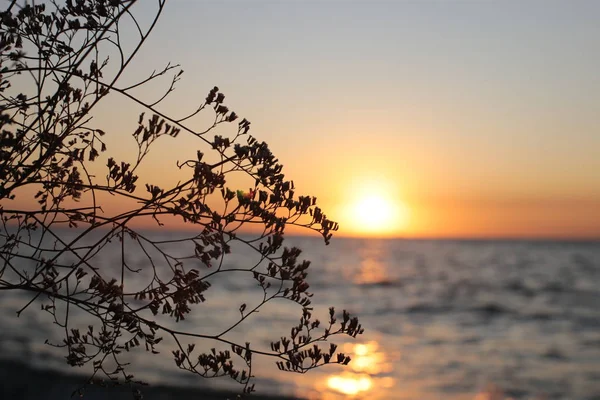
[342,182,409,236]
[354,195,393,231]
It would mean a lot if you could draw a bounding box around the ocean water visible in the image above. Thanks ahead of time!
[1,231,599,400]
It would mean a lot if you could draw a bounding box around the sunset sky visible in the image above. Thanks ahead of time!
[89,1,600,239]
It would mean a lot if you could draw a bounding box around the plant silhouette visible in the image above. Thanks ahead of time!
[0,0,363,397]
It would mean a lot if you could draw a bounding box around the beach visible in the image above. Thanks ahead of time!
[0,359,298,400]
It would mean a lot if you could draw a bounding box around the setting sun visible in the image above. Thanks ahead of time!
[338,180,410,236]
[353,195,393,231]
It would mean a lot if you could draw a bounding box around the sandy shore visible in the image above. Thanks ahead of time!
[0,359,300,400]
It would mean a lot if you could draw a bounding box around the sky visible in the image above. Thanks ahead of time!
[85,1,600,238]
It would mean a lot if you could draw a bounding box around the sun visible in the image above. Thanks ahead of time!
[342,184,409,236]
[353,195,393,231]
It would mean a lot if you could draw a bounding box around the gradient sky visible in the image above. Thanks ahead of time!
[92,0,600,238]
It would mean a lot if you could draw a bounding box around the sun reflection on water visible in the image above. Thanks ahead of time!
[299,339,546,399]
[313,340,395,399]
[353,241,390,285]
[326,374,373,396]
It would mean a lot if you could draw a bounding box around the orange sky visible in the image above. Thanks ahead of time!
[9,1,600,240]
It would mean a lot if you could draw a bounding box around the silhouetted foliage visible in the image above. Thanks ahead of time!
[0,0,363,397]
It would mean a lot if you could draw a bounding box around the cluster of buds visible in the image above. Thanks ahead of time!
[236,189,255,201]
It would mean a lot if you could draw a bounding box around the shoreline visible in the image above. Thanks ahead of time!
[0,359,301,400]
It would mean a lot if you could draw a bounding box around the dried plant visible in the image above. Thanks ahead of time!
[0,0,363,398]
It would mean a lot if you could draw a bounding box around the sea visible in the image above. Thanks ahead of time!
[1,230,599,400]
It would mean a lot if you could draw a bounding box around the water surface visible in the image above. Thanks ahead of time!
[1,232,599,399]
